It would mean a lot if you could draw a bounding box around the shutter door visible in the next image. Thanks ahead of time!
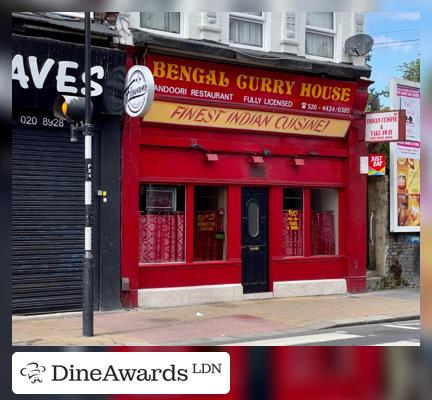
[12,127,85,314]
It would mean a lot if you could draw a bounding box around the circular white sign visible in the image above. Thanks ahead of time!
[124,65,155,117]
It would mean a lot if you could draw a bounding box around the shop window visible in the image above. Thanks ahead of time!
[140,12,181,34]
[305,12,335,59]
[194,186,226,261]
[139,184,185,263]
[229,12,265,48]
[311,189,338,255]
[283,188,304,256]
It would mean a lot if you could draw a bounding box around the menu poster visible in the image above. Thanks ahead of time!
[286,210,300,231]
[390,141,420,232]
[389,78,420,142]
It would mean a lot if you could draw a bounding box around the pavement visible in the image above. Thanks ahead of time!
[12,288,420,346]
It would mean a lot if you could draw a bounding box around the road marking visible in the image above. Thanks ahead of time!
[227,332,362,346]
[382,324,420,330]
[372,340,420,346]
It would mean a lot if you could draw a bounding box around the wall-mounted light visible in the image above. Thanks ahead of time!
[205,153,219,162]
[292,157,305,166]
[191,141,204,151]
[250,156,264,164]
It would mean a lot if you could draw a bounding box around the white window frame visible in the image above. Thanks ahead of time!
[305,12,336,61]
[228,12,269,51]
[135,12,187,39]
[51,12,94,19]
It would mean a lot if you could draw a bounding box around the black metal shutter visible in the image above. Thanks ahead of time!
[12,127,84,314]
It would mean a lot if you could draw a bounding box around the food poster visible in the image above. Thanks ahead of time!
[390,141,420,232]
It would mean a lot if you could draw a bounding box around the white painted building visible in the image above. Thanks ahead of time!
[116,12,366,65]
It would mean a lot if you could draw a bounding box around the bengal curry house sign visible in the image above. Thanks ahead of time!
[142,54,356,138]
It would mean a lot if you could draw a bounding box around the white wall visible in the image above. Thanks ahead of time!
[121,12,365,65]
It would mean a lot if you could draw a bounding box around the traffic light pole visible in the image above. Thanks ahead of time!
[83,11,94,337]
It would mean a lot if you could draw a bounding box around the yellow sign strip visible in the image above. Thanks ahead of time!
[144,101,350,138]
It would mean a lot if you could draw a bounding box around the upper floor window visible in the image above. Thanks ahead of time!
[229,12,265,48]
[51,12,94,19]
[140,12,181,34]
[305,12,335,59]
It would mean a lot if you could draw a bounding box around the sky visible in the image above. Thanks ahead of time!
[365,11,421,106]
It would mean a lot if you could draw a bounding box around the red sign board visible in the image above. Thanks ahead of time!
[145,54,357,116]
[368,154,386,176]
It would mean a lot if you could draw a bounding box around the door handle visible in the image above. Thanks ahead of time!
[248,246,260,251]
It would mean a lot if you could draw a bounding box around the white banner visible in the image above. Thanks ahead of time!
[13,352,230,395]
[389,78,420,142]
[365,110,403,142]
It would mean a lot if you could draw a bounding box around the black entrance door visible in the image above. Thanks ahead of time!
[241,187,268,293]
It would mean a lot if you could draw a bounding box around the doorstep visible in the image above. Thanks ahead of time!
[243,292,274,301]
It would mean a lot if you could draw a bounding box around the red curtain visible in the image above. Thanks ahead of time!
[194,211,224,261]
[311,211,335,255]
[139,212,185,263]
[282,210,304,256]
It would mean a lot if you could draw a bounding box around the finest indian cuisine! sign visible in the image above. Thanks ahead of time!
[390,141,420,232]
[143,101,351,138]
[145,54,356,116]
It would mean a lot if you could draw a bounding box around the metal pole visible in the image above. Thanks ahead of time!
[83,11,94,337]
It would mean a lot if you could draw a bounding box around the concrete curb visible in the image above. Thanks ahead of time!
[319,314,420,330]
[11,308,135,321]
[162,314,420,346]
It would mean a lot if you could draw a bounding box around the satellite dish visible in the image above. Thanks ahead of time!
[344,34,374,56]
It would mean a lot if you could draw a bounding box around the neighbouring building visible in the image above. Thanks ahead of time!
[367,78,421,289]
[117,12,373,308]
[12,12,125,314]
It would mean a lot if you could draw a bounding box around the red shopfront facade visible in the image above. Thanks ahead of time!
[121,49,371,308]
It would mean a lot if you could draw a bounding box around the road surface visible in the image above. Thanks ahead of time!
[225,319,420,346]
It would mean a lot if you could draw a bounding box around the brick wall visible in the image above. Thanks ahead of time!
[385,233,420,287]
